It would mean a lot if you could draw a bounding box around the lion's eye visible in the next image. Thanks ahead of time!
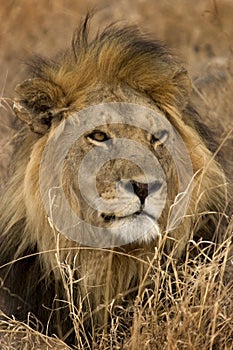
[150,130,169,145]
[87,131,109,142]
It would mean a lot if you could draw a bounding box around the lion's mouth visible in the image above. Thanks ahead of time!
[101,212,140,222]
[100,210,155,223]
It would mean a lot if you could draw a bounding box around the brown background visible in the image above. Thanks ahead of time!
[1,0,233,94]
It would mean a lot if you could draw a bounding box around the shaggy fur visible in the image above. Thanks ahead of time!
[0,16,231,346]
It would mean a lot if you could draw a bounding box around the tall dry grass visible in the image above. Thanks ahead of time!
[0,235,233,349]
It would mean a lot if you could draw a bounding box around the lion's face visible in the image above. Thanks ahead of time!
[40,99,182,248]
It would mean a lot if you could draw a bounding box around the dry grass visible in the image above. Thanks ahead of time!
[0,317,70,349]
[0,238,233,349]
[0,1,233,349]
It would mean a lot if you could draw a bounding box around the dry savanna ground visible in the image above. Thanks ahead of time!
[0,1,233,349]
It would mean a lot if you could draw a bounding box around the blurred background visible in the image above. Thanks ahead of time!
[1,0,233,94]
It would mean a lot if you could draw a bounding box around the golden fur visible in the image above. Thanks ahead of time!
[0,16,231,345]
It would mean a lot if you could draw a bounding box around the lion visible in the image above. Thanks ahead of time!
[0,16,231,346]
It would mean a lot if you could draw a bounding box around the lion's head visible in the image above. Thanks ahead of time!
[0,16,231,346]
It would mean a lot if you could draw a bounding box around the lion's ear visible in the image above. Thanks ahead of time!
[14,78,67,134]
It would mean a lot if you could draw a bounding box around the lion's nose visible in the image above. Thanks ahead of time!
[119,179,162,205]
[130,180,162,205]
[131,181,148,205]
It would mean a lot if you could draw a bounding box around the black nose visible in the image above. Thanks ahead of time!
[131,180,149,205]
[122,179,162,205]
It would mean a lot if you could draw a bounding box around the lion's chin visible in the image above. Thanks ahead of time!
[96,211,161,246]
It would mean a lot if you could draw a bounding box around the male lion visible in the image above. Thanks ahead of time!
[0,16,231,347]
